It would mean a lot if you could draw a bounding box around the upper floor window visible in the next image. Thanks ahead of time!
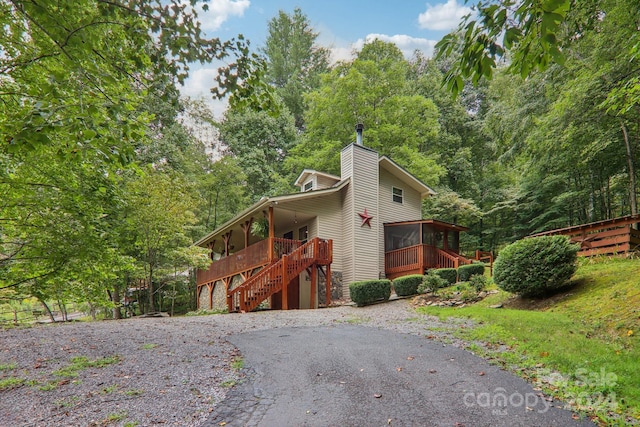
[303,180,313,192]
[392,187,403,204]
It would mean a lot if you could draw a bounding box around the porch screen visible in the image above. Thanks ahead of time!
[447,231,460,252]
[384,224,420,251]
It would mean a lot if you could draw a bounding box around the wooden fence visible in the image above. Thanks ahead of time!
[529,215,640,257]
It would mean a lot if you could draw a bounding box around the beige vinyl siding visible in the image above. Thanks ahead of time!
[378,168,424,276]
[281,191,345,277]
[316,175,340,189]
[342,144,380,293]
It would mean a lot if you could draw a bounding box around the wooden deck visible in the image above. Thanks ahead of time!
[384,244,473,281]
[530,215,640,256]
[196,237,300,288]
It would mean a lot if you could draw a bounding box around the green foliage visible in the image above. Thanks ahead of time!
[392,275,423,297]
[220,109,298,202]
[262,7,330,129]
[287,40,444,186]
[418,271,449,294]
[432,268,458,285]
[468,274,488,292]
[349,280,391,307]
[457,263,486,282]
[493,236,578,296]
[0,0,246,313]
[436,0,570,96]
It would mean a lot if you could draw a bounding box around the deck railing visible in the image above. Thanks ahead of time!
[385,244,472,279]
[196,237,301,286]
[228,238,332,312]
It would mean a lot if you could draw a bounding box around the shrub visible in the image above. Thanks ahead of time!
[433,268,457,284]
[349,280,391,306]
[393,275,423,297]
[458,263,485,282]
[469,274,487,292]
[418,271,449,294]
[493,235,579,297]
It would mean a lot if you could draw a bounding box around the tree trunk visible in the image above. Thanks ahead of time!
[621,121,638,217]
[112,285,122,320]
[148,265,155,313]
[40,299,55,323]
[57,300,67,322]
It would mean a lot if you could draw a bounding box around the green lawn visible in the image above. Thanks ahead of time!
[417,257,640,425]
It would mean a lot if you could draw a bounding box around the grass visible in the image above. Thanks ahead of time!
[416,257,640,425]
[140,343,158,350]
[0,377,24,390]
[124,388,144,396]
[101,384,118,394]
[106,412,127,423]
[231,357,244,370]
[52,355,121,378]
[220,379,237,388]
[184,308,228,316]
[0,362,17,371]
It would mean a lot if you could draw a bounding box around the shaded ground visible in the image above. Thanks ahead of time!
[208,325,594,427]
[0,300,594,426]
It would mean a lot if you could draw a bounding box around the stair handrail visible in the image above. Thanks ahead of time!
[228,237,331,312]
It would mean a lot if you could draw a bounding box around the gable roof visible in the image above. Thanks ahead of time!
[293,169,341,188]
[193,178,350,247]
[378,155,436,198]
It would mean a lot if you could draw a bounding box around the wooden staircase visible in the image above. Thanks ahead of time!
[227,237,332,313]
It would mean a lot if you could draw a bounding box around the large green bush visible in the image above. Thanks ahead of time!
[458,263,485,282]
[432,268,457,284]
[392,275,423,297]
[349,280,391,306]
[493,236,579,297]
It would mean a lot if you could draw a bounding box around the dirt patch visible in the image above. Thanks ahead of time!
[500,282,585,311]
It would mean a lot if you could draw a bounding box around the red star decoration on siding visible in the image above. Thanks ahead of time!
[358,208,373,228]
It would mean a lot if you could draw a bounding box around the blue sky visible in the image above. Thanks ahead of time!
[182,0,472,115]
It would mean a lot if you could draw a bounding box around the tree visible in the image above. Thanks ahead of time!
[287,40,445,187]
[123,169,208,313]
[262,7,330,129]
[0,0,247,310]
[220,108,298,202]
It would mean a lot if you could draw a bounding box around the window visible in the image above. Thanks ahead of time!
[303,181,313,192]
[298,226,308,243]
[392,187,403,204]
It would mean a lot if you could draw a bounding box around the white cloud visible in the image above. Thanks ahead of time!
[193,0,250,33]
[180,66,228,118]
[352,34,439,59]
[418,0,472,31]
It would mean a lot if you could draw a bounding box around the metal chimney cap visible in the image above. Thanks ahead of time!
[355,123,364,132]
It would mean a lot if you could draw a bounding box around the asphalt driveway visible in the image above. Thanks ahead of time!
[207,324,595,427]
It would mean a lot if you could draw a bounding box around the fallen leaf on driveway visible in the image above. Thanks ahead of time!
[374,394,382,398]
[407,356,414,361]
[479,371,485,376]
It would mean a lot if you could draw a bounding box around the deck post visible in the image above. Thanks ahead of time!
[325,264,331,307]
[268,206,275,262]
[310,266,317,309]
[282,254,289,310]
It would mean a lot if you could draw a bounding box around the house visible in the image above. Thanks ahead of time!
[194,126,472,312]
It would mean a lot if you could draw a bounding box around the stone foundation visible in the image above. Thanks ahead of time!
[318,271,343,306]
[198,285,210,309]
